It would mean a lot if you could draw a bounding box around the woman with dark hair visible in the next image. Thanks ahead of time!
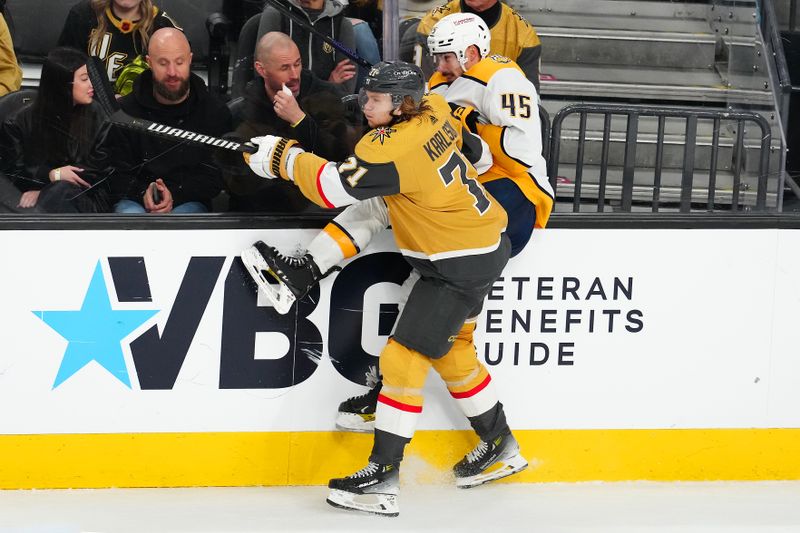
[57,0,178,92]
[0,47,110,213]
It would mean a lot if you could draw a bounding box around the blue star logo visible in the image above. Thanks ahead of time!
[33,261,159,389]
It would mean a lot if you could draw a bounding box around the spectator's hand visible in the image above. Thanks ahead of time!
[328,59,356,85]
[143,178,173,213]
[49,165,91,188]
[273,90,305,125]
[17,190,40,209]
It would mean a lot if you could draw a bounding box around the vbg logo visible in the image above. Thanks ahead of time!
[34,254,410,390]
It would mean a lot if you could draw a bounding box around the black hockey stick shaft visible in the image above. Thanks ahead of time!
[86,57,256,154]
[107,109,256,153]
[264,0,373,70]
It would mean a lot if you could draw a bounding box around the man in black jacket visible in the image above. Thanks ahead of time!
[107,27,231,213]
[257,0,356,94]
[222,31,354,212]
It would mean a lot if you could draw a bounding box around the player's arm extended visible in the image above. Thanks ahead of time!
[246,135,403,208]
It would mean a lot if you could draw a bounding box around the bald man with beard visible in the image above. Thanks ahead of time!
[221,31,354,213]
[104,27,232,213]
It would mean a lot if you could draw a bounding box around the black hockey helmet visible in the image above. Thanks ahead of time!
[360,61,425,108]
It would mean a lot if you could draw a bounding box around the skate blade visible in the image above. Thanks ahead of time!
[455,454,529,489]
[335,412,375,433]
[326,489,398,517]
[240,247,297,315]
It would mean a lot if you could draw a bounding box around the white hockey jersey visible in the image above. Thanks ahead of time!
[430,54,553,229]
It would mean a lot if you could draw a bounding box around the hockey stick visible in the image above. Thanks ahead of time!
[264,0,373,70]
[86,57,256,154]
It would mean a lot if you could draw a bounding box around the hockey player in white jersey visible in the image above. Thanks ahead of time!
[426,12,554,234]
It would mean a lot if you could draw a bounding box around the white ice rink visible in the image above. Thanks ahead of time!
[1,481,799,533]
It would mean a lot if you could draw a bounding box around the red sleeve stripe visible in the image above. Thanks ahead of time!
[315,164,335,208]
[378,394,423,413]
[450,374,491,399]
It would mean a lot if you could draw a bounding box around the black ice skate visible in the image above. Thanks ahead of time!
[240,241,321,314]
[336,365,381,433]
[453,431,528,489]
[327,462,400,517]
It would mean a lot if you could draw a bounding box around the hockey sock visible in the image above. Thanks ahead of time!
[467,401,510,442]
[369,429,411,465]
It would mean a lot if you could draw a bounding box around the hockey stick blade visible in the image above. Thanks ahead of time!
[86,56,255,154]
[264,0,372,70]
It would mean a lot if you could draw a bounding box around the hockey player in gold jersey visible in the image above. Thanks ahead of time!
[241,61,527,516]
[287,13,552,434]
[240,13,550,319]
[239,10,549,456]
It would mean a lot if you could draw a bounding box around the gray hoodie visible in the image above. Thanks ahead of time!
[257,0,357,94]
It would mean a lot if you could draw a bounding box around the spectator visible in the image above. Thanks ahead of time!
[0,3,21,96]
[257,0,357,94]
[413,0,541,89]
[0,47,111,213]
[221,31,353,212]
[338,0,382,89]
[57,0,179,90]
[105,28,231,214]
[345,14,381,90]
[343,0,381,46]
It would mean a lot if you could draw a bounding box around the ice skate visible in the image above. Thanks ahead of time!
[326,462,400,517]
[336,366,381,433]
[240,241,321,314]
[454,431,528,488]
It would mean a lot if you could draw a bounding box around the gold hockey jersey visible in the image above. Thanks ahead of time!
[430,55,554,229]
[417,0,541,85]
[290,93,507,261]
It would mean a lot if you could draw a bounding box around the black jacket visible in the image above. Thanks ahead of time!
[235,70,352,156]
[0,101,108,191]
[107,70,232,208]
[257,0,356,95]
[0,100,113,212]
[221,70,355,212]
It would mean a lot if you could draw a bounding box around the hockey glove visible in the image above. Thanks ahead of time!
[449,103,480,134]
[245,135,303,180]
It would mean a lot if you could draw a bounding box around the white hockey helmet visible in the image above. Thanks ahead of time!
[427,13,491,70]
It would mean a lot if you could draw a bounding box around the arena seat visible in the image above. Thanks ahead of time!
[5,0,72,62]
[230,13,260,99]
[226,95,246,127]
[0,88,36,124]
[156,0,225,66]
